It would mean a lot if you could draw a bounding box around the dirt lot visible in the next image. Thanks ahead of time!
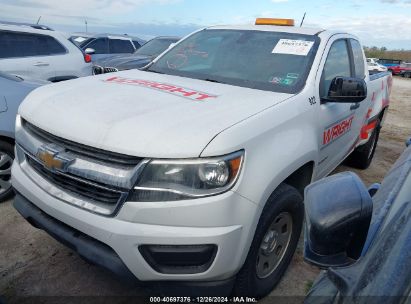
[1,77,410,303]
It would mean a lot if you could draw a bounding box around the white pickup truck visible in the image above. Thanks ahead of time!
[11,18,392,297]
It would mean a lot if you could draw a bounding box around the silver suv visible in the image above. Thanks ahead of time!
[0,22,92,81]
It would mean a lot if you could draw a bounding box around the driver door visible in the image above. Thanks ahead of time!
[315,37,368,178]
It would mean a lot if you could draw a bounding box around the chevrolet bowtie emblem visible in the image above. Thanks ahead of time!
[37,144,74,172]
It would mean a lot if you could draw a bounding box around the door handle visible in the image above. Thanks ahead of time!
[33,62,49,67]
[350,103,360,110]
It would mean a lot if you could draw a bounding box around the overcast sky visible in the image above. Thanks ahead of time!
[1,0,411,49]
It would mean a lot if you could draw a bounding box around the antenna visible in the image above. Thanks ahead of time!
[85,19,88,33]
[36,16,41,24]
[300,12,306,27]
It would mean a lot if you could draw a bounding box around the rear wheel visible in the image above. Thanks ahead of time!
[346,122,380,169]
[232,184,303,299]
[0,141,14,202]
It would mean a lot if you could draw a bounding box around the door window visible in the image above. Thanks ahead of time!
[0,31,38,58]
[350,39,365,78]
[320,39,352,98]
[0,31,66,58]
[109,39,135,53]
[86,38,109,54]
[44,36,66,55]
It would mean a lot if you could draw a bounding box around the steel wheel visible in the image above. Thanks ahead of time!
[0,152,13,195]
[256,212,293,279]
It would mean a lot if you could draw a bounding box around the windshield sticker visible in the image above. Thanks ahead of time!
[74,37,87,43]
[286,73,299,79]
[103,76,217,101]
[269,76,295,86]
[272,39,314,56]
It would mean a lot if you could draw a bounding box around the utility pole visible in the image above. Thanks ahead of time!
[36,16,41,24]
[85,19,88,33]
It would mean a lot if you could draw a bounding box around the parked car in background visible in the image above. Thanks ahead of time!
[70,33,145,61]
[0,23,92,81]
[401,68,411,78]
[92,36,180,75]
[391,63,411,76]
[366,57,379,64]
[367,61,387,74]
[304,137,411,304]
[378,58,402,68]
[0,72,46,202]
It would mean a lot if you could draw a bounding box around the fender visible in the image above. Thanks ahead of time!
[202,93,319,206]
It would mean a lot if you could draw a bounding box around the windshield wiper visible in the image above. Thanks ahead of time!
[204,78,225,84]
[147,69,164,74]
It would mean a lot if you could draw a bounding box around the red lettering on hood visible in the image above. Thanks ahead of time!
[104,76,217,101]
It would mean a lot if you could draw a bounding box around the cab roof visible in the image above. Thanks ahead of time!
[206,24,348,38]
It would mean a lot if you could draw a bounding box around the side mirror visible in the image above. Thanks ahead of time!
[324,76,367,103]
[406,137,411,147]
[304,172,373,268]
[84,48,96,55]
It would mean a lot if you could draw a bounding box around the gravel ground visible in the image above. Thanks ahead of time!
[1,77,410,303]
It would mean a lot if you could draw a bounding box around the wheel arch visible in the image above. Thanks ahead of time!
[283,161,315,197]
[379,106,388,124]
[0,135,15,146]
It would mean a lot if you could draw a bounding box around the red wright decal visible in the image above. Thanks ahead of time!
[323,115,354,146]
[104,76,217,101]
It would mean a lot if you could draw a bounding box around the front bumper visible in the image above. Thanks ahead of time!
[13,193,236,295]
[12,161,259,282]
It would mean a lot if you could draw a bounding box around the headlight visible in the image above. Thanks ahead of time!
[129,151,244,202]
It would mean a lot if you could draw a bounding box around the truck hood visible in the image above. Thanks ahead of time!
[19,70,292,158]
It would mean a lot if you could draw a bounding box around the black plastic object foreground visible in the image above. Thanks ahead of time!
[304,172,373,268]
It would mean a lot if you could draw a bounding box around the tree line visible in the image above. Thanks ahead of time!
[364,46,411,62]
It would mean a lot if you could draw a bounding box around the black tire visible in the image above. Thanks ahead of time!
[232,183,304,299]
[345,122,380,170]
[0,141,15,202]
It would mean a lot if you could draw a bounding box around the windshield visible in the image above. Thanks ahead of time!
[148,29,320,94]
[136,38,178,57]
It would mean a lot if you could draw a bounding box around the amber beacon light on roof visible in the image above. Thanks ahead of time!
[255,18,295,26]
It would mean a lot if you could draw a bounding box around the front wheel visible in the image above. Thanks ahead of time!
[232,183,304,299]
[0,141,15,202]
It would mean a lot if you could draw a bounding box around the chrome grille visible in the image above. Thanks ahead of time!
[17,117,147,216]
[22,119,142,167]
[27,157,127,206]
[104,67,118,73]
